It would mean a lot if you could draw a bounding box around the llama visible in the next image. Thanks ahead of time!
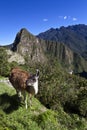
[9,67,39,109]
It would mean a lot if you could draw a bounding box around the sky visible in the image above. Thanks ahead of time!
[0,0,87,45]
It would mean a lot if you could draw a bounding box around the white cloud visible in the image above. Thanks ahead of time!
[43,18,48,22]
[64,16,67,20]
[72,17,77,21]
[58,15,77,21]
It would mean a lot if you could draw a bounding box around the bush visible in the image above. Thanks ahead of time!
[35,110,60,130]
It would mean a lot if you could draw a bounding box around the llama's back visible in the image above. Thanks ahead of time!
[9,68,30,90]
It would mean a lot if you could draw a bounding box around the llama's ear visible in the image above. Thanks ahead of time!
[36,69,39,78]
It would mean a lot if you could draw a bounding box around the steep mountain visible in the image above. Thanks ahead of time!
[6,28,73,67]
[1,27,87,73]
[9,28,47,64]
[37,24,87,60]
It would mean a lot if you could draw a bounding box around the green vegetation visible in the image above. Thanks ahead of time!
[1,59,87,130]
[0,47,10,76]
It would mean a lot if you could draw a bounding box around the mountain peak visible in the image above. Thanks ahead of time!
[11,28,35,51]
[10,28,47,63]
[17,28,34,39]
[19,28,32,35]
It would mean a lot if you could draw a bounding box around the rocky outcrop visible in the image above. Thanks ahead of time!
[11,28,47,63]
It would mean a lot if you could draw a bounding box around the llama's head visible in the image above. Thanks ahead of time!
[26,69,39,87]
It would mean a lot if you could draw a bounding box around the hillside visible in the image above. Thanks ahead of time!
[1,63,87,130]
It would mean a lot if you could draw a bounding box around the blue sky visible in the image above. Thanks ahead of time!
[0,0,87,45]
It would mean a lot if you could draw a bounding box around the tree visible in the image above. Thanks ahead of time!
[0,47,10,76]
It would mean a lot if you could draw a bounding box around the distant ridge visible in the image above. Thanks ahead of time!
[37,24,87,59]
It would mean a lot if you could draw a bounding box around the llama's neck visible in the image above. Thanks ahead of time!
[33,80,38,94]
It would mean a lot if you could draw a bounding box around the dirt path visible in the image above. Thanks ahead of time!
[0,78,13,88]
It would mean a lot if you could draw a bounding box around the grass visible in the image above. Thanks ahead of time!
[0,81,60,130]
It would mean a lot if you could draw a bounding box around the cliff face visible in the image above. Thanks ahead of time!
[43,40,73,69]
[44,40,87,72]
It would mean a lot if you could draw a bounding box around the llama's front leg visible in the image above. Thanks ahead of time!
[29,93,32,107]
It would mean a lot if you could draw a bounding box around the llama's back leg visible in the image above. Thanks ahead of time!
[24,93,32,109]
[23,91,28,109]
